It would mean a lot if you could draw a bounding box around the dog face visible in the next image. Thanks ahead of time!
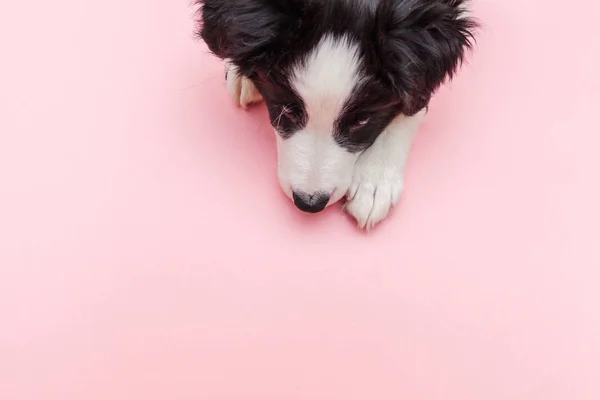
[256,34,405,209]
[198,0,476,212]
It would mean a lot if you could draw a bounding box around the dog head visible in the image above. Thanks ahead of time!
[198,0,477,212]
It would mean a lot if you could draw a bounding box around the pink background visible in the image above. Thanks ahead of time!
[1,1,599,399]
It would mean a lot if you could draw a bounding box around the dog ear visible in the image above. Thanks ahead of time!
[197,0,303,69]
[375,0,478,114]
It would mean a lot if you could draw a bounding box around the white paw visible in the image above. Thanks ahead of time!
[344,162,404,230]
[225,61,262,109]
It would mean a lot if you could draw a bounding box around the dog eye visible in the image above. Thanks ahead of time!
[350,118,370,130]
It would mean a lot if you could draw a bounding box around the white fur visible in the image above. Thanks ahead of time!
[277,35,363,205]
[345,109,425,229]
[225,60,262,109]
[275,128,358,204]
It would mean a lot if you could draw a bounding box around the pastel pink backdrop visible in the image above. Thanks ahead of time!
[1,1,599,399]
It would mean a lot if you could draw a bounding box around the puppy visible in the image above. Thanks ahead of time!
[196,0,477,229]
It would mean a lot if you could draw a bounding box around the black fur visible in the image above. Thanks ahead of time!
[195,0,477,151]
[375,0,477,114]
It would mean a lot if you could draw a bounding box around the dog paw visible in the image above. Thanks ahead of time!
[344,162,404,230]
[225,61,262,109]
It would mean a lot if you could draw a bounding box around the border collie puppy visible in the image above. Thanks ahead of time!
[196,0,477,229]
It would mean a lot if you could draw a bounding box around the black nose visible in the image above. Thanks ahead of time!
[292,191,330,213]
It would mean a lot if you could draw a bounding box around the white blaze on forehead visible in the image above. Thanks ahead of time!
[290,35,363,128]
[276,34,365,202]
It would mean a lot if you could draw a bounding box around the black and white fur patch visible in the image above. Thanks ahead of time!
[196,0,477,229]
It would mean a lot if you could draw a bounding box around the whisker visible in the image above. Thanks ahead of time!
[274,103,292,132]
